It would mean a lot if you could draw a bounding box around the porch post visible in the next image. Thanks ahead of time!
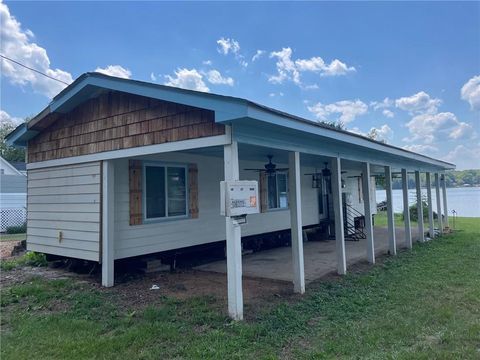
[361,162,375,264]
[331,157,346,275]
[435,173,443,235]
[224,140,243,320]
[384,166,396,255]
[401,169,412,249]
[415,171,425,242]
[426,172,435,238]
[441,174,449,229]
[102,160,115,287]
[288,151,305,293]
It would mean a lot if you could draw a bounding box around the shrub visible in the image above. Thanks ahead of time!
[6,222,27,234]
[0,252,47,271]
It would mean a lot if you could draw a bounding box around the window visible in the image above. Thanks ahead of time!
[267,172,288,210]
[144,163,187,220]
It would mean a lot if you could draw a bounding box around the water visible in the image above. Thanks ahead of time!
[375,187,480,218]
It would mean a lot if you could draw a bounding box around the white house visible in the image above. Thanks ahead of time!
[6,72,454,319]
[0,156,27,232]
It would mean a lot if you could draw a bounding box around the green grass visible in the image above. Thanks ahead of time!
[0,233,26,242]
[1,218,479,359]
[375,210,419,228]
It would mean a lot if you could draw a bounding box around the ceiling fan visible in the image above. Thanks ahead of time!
[304,162,346,177]
[244,155,289,176]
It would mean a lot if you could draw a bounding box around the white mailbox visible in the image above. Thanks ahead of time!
[220,180,259,217]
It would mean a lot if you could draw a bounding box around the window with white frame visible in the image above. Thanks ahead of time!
[144,163,188,220]
[267,172,288,210]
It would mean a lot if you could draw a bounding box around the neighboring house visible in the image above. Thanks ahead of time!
[6,72,454,320]
[0,156,27,232]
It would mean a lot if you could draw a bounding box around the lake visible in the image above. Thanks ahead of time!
[375,187,480,218]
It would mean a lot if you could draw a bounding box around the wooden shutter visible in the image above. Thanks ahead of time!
[259,172,268,213]
[129,160,143,225]
[188,164,199,218]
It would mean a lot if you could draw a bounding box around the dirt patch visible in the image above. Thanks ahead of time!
[97,269,296,316]
[0,265,78,288]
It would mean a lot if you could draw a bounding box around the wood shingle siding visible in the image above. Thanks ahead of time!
[27,92,224,163]
[26,162,101,261]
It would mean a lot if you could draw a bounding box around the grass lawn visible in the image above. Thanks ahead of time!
[1,218,479,359]
[0,233,26,242]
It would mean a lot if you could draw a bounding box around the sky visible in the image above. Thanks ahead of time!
[1,1,479,169]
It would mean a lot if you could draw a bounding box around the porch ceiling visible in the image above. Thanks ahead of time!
[180,143,388,174]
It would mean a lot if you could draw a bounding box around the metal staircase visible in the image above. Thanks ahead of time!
[343,204,366,241]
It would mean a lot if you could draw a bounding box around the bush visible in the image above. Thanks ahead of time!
[0,252,47,271]
[403,194,437,222]
[6,222,27,234]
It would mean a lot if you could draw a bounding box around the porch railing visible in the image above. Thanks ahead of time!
[343,204,366,241]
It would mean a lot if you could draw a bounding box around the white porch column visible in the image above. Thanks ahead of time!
[384,166,396,255]
[426,172,435,238]
[288,151,305,293]
[331,157,347,275]
[441,174,449,228]
[415,171,425,242]
[401,169,412,249]
[224,141,243,320]
[102,160,115,287]
[361,162,375,264]
[435,173,443,235]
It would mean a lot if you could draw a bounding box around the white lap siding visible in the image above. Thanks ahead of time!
[27,162,101,261]
[113,153,319,259]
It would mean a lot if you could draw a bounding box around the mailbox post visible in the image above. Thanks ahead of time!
[220,177,259,320]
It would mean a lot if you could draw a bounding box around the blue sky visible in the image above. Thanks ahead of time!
[1,1,479,169]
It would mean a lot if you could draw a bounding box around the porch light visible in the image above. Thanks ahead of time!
[341,178,346,189]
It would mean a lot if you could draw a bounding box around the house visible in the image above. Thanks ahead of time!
[6,72,454,320]
[0,156,27,232]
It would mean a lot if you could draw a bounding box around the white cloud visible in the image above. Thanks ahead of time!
[295,56,325,72]
[94,65,131,79]
[205,69,234,86]
[370,97,394,111]
[371,124,393,142]
[217,37,240,55]
[164,68,209,92]
[348,124,393,143]
[150,72,157,82]
[303,84,319,90]
[461,75,480,110]
[402,144,439,154]
[404,112,476,144]
[216,37,247,67]
[269,48,300,84]
[269,92,284,97]
[0,1,73,98]
[252,50,265,62]
[444,144,480,170]
[320,59,356,76]
[382,109,394,118]
[269,47,355,86]
[395,91,441,114]
[0,109,23,126]
[202,60,212,66]
[308,99,368,124]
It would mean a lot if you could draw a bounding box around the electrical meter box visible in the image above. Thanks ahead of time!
[220,180,259,217]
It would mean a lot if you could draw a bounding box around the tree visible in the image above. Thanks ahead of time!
[0,119,26,162]
[320,120,346,130]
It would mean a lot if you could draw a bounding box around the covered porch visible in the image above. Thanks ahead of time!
[195,226,420,283]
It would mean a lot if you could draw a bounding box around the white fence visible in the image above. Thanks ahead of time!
[1,208,26,232]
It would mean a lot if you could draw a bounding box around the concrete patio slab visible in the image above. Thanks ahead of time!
[194,227,420,283]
